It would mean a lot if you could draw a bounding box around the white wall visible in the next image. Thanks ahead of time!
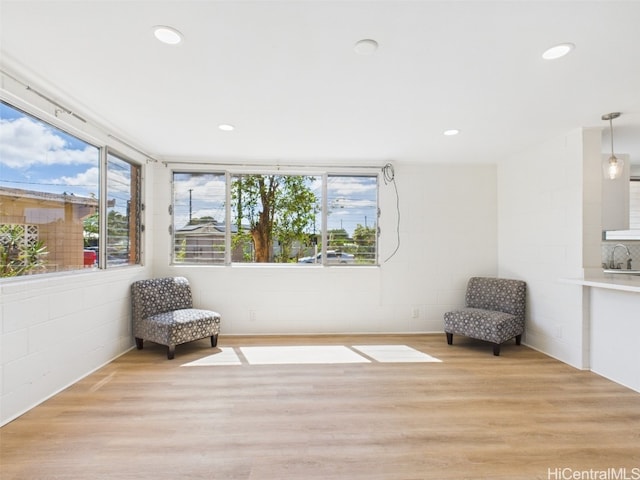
[151,162,498,335]
[0,268,151,425]
[497,128,602,369]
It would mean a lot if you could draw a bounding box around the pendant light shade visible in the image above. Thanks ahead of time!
[602,112,624,180]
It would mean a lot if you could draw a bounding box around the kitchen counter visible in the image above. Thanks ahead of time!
[562,271,640,393]
[561,272,640,293]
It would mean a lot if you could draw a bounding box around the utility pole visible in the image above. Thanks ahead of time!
[188,189,193,223]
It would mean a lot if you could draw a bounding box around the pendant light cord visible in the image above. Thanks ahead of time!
[609,117,615,158]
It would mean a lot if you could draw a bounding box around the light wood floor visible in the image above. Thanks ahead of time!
[2,334,640,480]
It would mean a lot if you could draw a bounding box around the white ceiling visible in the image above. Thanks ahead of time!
[1,0,639,166]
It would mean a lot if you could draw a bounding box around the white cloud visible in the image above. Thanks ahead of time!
[0,117,98,168]
[327,176,377,196]
[332,198,376,209]
[174,173,226,199]
[54,167,100,188]
[173,173,227,228]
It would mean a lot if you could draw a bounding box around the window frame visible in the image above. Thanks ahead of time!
[324,173,379,266]
[105,148,143,268]
[170,167,380,267]
[171,170,228,265]
[0,98,144,279]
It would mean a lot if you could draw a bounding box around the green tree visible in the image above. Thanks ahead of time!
[353,224,376,261]
[176,238,187,261]
[327,228,349,247]
[231,175,318,262]
[107,210,128,237]
[83,213,99,247]
[83,211,131,248]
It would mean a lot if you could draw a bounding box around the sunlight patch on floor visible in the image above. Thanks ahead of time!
[353,344,442,363]
[241,345,370,365]
[181,347,242,366]
[181,345,442,367]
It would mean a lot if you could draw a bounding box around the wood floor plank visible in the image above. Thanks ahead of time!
[1,334,639,479]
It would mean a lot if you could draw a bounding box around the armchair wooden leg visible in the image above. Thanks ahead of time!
[167,345,175,360]
[515,334,522,345]
[135,337,143,350]
[446,333,453,345]
[493,343,501,356]
[211,334,218,347]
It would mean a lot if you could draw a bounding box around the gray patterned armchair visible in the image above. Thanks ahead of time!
[444,277,526,356]
[131,276,221,359]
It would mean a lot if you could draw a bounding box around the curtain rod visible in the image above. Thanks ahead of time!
[162,160,389,170]
[107,134,158,163]
[1,68,87,123]
[25,86,87,123]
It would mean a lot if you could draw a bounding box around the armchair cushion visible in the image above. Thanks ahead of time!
[143,309,220,347]
[444,308,521,345]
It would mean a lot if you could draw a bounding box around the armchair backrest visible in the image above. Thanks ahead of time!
[465,277,526,319]
[131,276,194,324]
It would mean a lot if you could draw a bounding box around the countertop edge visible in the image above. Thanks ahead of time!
[559,275,640,292]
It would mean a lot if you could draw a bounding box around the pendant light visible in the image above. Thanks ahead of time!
[602,112,623,180]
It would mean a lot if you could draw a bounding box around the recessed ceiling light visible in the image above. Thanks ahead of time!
[443,129,460,136]
[218,124,235,132]
[153,25,183,45]
[354,39,378,55]
[542,43,575,60]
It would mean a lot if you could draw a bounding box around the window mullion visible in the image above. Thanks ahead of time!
[225,171,232,266]
[99,147,108,268]
[321,173,328,265]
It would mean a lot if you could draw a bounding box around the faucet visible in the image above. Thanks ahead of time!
[609,243,631,269]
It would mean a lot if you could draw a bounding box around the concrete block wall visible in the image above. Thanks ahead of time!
[1,268,149,425]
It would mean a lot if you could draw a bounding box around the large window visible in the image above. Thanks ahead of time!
[0,101,142,277]
[172,171,378,265]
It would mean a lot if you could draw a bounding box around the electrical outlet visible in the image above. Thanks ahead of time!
[249,309,256,321]
[554,325,563,339]
[411,307,419,318]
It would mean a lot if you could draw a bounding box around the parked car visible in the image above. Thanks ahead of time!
[83,249,97,266]
[298,250,355,264]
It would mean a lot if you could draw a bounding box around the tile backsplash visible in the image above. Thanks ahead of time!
[602,242,640,269]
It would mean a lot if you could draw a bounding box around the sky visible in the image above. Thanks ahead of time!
[0,101,100,199]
